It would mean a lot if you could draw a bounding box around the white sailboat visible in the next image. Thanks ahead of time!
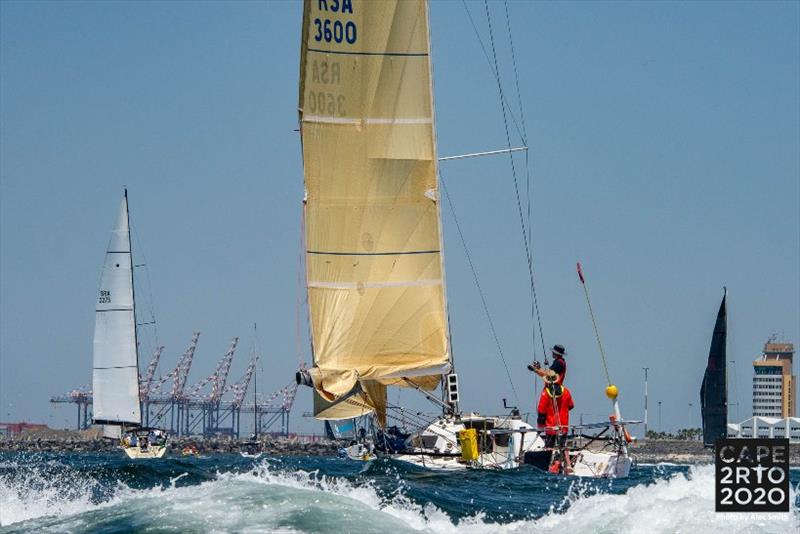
[294,0,633,476]
[92,190,167,459]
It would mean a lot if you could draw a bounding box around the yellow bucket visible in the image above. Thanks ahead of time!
[458,428,479,461]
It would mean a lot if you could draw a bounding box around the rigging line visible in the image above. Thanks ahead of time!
[502,0,532,254]
[130,221,158,347]
[484,0,546,367]
[502,0,547,363]
[385,405,434,428]
[503,0,528,145]
[577,264,612,385]
[440,173,520,406]
[502,0,536,367]
[460,0,525,143]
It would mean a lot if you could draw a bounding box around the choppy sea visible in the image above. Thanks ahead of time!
[1,451,798,533]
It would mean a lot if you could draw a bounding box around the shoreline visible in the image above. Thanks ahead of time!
[0,433,339,457]
[2,434,798,465]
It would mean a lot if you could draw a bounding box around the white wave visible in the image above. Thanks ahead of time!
[2,460,798,533]
[531,464,798,534]
[0,459,103,527]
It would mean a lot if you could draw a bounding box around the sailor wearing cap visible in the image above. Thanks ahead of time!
[528,344,567,385]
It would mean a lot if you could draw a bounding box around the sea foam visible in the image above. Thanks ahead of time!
[1,458,798,533]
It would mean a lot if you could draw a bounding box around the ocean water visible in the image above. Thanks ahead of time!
[1,452,798,533]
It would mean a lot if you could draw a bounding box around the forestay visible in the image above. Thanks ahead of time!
[299,0,450,420]
[92,193,141,426]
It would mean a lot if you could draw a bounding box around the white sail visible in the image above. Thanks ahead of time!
[102,425,122,440]
[92,191,141,426]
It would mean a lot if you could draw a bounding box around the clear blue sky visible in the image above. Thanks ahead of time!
[1,0,798,434]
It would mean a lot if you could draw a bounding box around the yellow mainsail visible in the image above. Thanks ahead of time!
[299,0,450,421]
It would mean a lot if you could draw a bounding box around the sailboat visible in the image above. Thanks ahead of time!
[240,325,262,457]
[700,288,727,447]
[294,0,634,476]
[293,0,545,471]
[92,190,167,459]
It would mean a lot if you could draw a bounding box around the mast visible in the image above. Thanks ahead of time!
[253,323,258,440]
[126,188,143,422]
[424,0,457,414]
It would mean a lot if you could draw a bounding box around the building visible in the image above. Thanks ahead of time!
[727,417,800,444]
[752,341,795,418]
[0,422,49,437]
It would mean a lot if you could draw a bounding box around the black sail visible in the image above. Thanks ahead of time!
[700,289,727,446]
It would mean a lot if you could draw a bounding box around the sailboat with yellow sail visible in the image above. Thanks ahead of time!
[292,0,542,471]
[294,0,634,475]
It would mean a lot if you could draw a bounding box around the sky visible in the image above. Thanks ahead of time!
[1,0,798,436]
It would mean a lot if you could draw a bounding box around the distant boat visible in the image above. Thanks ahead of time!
[700,288,727,447]
[91,190,167,459]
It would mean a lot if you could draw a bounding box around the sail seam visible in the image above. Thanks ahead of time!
[94,365,138,370]
[308,279,442,289]
[303,116,433,125]
[307,47,428,57]
[306,250,439,256]
[96,308,134,312]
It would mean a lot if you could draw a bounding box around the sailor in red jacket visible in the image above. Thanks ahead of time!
[537,372,575,473]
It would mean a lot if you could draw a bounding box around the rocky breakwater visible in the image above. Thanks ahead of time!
[171,436,338,456]
[0,429,339,457]
[631,439,800,465]
[0,428,116,453]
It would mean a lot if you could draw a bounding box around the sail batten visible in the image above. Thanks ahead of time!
[92,193,141,426]
[299,0,449,418]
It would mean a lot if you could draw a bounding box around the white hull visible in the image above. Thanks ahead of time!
[123,445,167,459]
[385,414,633,478]
[387,414,544,471]
[340,443,375,462]
[570,450,632,478]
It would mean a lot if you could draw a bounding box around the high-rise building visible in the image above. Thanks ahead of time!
[752,340,795,418]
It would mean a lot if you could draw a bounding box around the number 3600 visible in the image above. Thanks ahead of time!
[314,18,357,44]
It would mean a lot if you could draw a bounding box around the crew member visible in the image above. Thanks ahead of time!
[528,344,567,385]
[537,372,575,473]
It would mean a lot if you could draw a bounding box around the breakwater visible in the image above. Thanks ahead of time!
[2,433,797,464]
[0,431,338,456]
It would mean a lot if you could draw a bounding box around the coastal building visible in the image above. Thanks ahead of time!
[752,340,795,418]
[0,422,49,437]
[727,417,800,444]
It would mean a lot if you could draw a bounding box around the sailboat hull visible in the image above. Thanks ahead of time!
[123,445,167,459]
[384,415,633,477]
[384,415,545,471]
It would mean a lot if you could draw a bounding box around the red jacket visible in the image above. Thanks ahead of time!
[537,384,574,435]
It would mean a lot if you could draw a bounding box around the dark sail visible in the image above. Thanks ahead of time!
[700,289,727,446]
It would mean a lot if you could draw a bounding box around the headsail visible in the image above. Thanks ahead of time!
[700,288,727,446]
[92,191,141,426]
[299,0,450,421]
